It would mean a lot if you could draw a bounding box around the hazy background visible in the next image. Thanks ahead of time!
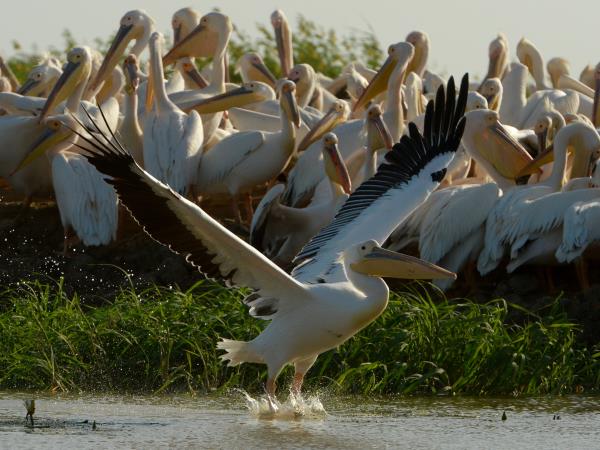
[1,0,597,78]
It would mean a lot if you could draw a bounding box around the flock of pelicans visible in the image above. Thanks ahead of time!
[1,7,600,399]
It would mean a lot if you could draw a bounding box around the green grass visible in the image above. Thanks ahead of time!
[0,280,597,396]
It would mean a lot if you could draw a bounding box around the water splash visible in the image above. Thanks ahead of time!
[238,389,326,420]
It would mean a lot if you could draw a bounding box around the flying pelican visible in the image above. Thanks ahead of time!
[18,57,63,97]
[81,74,468,399]
[19,114,119,254]
[250,132,352,267]
[195,79,300,223]
[89,10,154,94]
[271,9,293,77]
[143,32,203,196]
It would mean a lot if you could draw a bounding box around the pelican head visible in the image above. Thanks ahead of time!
[296,100,350,151]
[322,132,352,194]
[349,240,456,280]
[178,57,208,89]
[463,109,537,180]
[353,41,414,112]
[172,7,200,45]
[479,77,502,111]
[40,47,92,121]
[14,115,77,172]
[534,115,552,154]
[366,104,393,151]
[163,12,232,66]
[288,63,318,107]
[237,53,276,88]
[580,64,595,89]
[18,59,63,96]
[405,31,429,77]
[466,92,488,111]
[484,34,508,81]
[181,81,274,114]
[547,57,570,88]
[271,9,293,77]
[592,62,600,127]
[91,10,153,92]
[520,121,600,179]
[278,79,301,128]
[123,54,140,94]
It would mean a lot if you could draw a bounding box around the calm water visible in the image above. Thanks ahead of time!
[0,392,598,449]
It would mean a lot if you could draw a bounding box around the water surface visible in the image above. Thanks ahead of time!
[1,392,598,449]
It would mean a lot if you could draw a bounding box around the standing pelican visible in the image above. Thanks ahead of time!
[195,80,300,222]
[82,74,468,398]
[143,32,203,196]
[171,7,200,45]
[19,115,119,253]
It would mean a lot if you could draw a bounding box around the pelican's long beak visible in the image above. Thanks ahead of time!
[173,24,182,45]
[297,107,343,151]
[17,78,40,95]
[571,144,600,179]
[476,121,539,179]
[485,92,499,112]
[90,24,134,92]
[274,24,292,77]
[163,23,208,67]
[283,88,301,128]
[145,57,154,111]
[184,62,208,89]
[517,146,559,178]
[12,125,69,174]
[324,140,352,194]
[351,247,456,280]
[39,60,81,121]
[369,113,394,150]
[180,85,256,113]
[252,60,277,87]
[353,55,396,112]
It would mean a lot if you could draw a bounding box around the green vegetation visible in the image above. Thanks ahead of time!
[0,280,597,396]
[5,16,384,84]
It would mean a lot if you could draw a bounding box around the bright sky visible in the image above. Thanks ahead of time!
[1,0,597,78]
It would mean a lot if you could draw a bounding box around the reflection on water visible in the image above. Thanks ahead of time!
[0,391,599,449]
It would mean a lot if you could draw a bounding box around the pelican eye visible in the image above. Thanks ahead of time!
[361,246,366,250]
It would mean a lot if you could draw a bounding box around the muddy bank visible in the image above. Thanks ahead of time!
[1,199,599,344]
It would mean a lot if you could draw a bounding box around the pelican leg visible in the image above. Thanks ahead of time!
[292,355,318,396]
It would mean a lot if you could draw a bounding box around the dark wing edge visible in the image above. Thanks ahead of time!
[70,106,234,282]
[292,73,469,264]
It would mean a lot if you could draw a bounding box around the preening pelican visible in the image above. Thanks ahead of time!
[143,32,203,196]
[82,73,468,398]
[195,80,300,222]
[250,132,352,267]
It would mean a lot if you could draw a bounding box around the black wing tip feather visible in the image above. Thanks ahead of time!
[74,102,232,284]
[293,73,470,264]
